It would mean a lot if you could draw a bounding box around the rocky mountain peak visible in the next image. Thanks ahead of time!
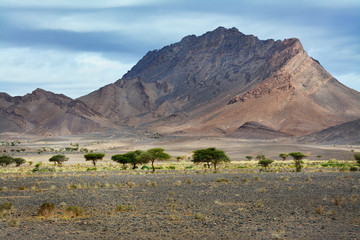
[2,27,360,137]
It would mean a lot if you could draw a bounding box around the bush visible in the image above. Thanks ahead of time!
[0,201,13,217]
[66,206,84,216]
[350,166,359,172]
[321,160,346,168]
[13,157,26,167]
[216,178,229,183]
[116,204,134,212]
[32,163,56,173]
[38,203,55,217]
[354,153,360,164]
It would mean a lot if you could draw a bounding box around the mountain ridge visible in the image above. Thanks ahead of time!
[1,27,360,140]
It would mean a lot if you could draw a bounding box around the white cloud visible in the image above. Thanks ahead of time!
[0,0,162,9]
[0,48,134,98]
[1,1,359,96]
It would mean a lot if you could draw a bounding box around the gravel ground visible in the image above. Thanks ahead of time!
[0,170,359,239]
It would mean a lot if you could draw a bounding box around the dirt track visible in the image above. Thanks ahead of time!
[1,170,359,239]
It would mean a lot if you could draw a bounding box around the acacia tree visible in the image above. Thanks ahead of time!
[245,156,253,161]
[192,147,230,171]
[258,159,274,170]
[289,152,307,172]
[126,150,146,169]
[84,153,105,166]
[112,150,146,169]
[13,157,26,167]
[0,156,13,167]
[111,154,129,166]
[279,153,288,161]
[49,155,68,166]
[256,155,265,161]
[138,148,170,173]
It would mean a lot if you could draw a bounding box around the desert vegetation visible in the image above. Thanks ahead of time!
[192,147,230,171]
[84,153,105,166]
[49,154,68,166]
[0,137,359,239]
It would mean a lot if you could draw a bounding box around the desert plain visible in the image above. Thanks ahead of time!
[0,131,359,239]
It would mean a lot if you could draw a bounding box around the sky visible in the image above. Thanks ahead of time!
[0,0,359,98]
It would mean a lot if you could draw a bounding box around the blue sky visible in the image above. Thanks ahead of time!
[0,0,359,98]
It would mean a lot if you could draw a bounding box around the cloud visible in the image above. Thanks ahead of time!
[0,0,359,97]
[0,47,134,98]
[0,0,163,9]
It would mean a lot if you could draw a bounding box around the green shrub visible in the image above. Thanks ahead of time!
[355,153,360,164]
[141,165,151,170]
[66,206,84,216]
[237,165,248,169]
[185,165,193,169]
[216,178,229,183]
[321,160,346,168]
[86,167,97,171]
[116,204,134,212]
[350,166,358,172]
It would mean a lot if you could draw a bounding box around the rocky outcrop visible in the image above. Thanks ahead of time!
[298,118,360,144]
[227,122,292,139]
[0,89,114,135]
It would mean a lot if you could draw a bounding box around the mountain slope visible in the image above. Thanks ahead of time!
[1,27,359,138]
[227,121,291,139]
[0,89,114,135]
[298,118,360,144]
[80,27,360,136]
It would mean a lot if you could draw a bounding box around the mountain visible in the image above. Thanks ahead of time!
[227,121,291,139]
[0,89,114,135]
[298,118,360,144]
[1,27,360,137]
[79,27,360,136]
